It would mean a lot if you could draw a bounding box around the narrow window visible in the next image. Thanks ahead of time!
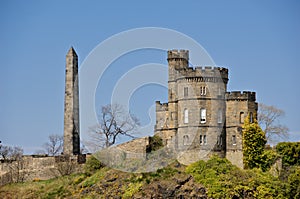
[250,112,253,123]
[200,108,206,123]
[184,109,189,124]
[203,135,207,145]
[200,135,203,145]
[200,135,206,145]
[217,109,222,124]
[169,89,173,99]
[232,135,236,145]
[217,135,222,146]
[240,112,245,124]
[184,87,188,97]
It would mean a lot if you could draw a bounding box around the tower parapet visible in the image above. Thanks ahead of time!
[167,49,189,61]
[185,66,228,80]
[225,91,256,101]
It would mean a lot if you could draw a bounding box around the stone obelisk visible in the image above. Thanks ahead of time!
[63,47,80,155]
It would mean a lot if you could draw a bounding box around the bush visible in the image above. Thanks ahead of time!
[186,156,287,199]
[276,142,300,166]
[287,166,300,199]
[146,135,163,152]
[84,156,104,175]
[260,149,280,172]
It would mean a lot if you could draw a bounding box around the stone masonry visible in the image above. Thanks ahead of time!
[155,50,258,168]
[63,47,80,155]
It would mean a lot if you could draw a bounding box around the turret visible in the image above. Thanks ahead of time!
[167,50,189,81]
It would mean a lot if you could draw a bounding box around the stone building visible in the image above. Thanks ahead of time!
[155,50,257,168]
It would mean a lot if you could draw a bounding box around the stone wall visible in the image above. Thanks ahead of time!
[0,155,85,186]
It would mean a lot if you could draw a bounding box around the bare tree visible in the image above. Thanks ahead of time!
[0,145,23,161]
[88,104,140,151]
[43,134,63,156]
[0,145,11,161]
[0,145,25,183]
[258,103,289,144]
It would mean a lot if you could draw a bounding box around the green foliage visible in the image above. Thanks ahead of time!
[80,167,108,188]
[186,156,287,199]
[287,166,300,199]
[84,155,103,175]
[260,149,280,172]
[72,174,86,185]
[45,185,71,198]
[122,182,143,198]
[242,114,267,169]
[276,142,300,166]
[147,135,164,151]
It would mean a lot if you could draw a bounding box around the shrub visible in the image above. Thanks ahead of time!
[287,166,300,199]
[84,155,104,175]
[186,156,287,199]
[123,182,143,198]
[260,149,280,172]
[276,142,300,166]
[242,115,267,169]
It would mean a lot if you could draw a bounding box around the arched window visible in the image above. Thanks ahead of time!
[240,112,245,124]
[200,108,206,123]
[232,135,237,145]
[217,109,222,124]
[200,135,207,145]
[183,135,189,146]
[200,86,207,96]
[184,109,189,124]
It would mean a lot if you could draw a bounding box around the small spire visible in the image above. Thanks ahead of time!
[67,46,78,57]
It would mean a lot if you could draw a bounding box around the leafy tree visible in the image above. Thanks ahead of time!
[260,149,280,172]
[88,104,140,151]
[242,114,267,169]
[258,103,289,144]
[276,142,300,166]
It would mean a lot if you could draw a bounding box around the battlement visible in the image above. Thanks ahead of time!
[168,49,189,61]
[175,66,229,81]
[225,91,256,101]
[155,101,168,111]
[194,66,228,75]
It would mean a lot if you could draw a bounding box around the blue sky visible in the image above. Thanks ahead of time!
[0,1,299,154]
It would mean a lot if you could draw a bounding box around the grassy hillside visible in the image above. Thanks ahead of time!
[0,156,299,199]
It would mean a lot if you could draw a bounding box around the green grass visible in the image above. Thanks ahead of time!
[1,157,298,198]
